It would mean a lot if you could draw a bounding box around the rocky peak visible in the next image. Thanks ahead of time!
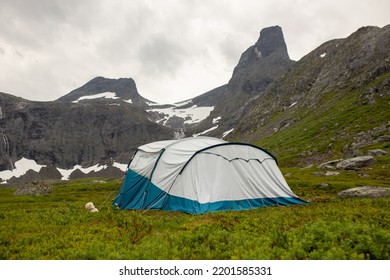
[256,25,289,59]
[57,76,150,106]
[234,25,291,73]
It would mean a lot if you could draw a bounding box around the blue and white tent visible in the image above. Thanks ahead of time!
[113,136,307,214]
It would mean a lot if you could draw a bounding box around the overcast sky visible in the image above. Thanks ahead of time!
[0,0,389,104]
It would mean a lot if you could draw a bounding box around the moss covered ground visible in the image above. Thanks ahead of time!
[1,163,388,260]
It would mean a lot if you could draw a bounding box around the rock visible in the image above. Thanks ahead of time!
[325,171,340,176]
[336,156,376,170]
[337,186,390,198]
[342,143,363,158]
[38,165,63,180]
[367,149,388,157]
[375,135,390,143]
[317,159,343,169]
[14,181,54,196]
[69,169,88,179]
[311,171,326,176]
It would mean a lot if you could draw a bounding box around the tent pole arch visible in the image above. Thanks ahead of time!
[178,142,278,176]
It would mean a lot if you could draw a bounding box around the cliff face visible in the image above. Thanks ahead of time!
[229,25,293,95]
[0,91,173,171]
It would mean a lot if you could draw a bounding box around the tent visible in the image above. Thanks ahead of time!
[113,136,307,214]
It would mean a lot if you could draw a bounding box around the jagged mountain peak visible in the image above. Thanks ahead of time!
[256,25,289,59]
[233,25,292,75]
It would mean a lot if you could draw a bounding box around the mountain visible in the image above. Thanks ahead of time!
[185,25,295,138]
[57,76,220,130]
[57,76,150,106]
[0,90,173,173]
[232,25,390,166]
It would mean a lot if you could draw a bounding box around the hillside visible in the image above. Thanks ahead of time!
[231,25,390,167]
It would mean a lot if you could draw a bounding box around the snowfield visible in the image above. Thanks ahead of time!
[147,104,215,125]
[72,92,119,103]
[0,157,128,183]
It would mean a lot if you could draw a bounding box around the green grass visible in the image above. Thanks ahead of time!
[0,167,389,260]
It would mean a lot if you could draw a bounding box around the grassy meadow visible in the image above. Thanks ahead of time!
[0,161,389,260]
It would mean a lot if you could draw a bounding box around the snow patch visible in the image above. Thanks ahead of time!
[213,116,221,124]
[289,102,298,108]
[0,158,46,182]
[113,162,128,172]
[320,53,326,58]
[174,100,193,106]
[145,101,158,106]
[57,163,106,180]
[193,125,218,137]
[124,99,133,104]
[0,157,128,183]
[72,92,119,103]
[147,105,214,125]
[222,128,234,138]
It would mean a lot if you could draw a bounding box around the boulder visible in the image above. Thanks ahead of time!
[336,156,376,170]
[325,171,340,176]
[367,149,388,157]
[337,186,390,198]
[317,159,343,169]
[375,135,390,143]
[14,181,54,196]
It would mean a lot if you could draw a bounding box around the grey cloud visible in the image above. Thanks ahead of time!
[138,33,189,77]
[0,0,389,103]
[0,0,97,49]
[219,34,249,66]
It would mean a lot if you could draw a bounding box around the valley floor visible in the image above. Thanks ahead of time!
[0,165,389,260]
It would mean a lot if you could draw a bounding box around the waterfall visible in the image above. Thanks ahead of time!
[173,128,186,140]
[0,128,14,170]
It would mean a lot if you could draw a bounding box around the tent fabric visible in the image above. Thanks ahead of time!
[114,136,307,214]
